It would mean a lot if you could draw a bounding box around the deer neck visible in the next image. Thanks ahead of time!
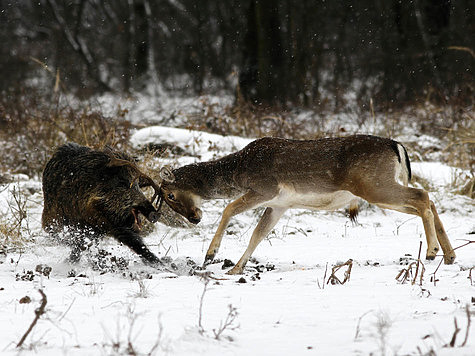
[172,153,244,200]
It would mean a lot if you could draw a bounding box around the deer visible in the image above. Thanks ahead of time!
[159,135,456,275]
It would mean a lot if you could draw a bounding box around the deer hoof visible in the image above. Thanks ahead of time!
[204,253,216,263]
[425,246,439,261]
[443,253,456,265]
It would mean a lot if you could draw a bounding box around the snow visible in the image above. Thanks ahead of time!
[130,126,251,162]
[412,162,466,188]
[1,125,474,356]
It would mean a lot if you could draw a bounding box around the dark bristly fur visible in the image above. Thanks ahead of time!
[42,143,161,265]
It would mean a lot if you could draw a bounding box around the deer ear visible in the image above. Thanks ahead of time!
[159,167,175,183]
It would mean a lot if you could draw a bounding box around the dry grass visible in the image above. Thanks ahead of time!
[183,96,314,140]
[0,89,133,178]
[0,183,34,250]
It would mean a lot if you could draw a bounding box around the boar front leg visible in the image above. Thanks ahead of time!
[111,228,162,266]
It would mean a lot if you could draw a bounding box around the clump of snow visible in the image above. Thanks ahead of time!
[131,126,251,161]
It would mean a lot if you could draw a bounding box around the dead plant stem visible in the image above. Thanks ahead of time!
[17,289,47,348]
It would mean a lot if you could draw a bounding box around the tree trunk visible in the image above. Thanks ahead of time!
[239,0,284,106]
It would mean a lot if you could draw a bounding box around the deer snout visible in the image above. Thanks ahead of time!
[188,208,202,224]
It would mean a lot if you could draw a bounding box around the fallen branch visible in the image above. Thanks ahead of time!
[16,289,47,348]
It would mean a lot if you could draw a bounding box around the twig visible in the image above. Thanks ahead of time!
[198,275,210,333]
[412,241,422,285]
[396,262,417,283]
[461,304,471,347]
[447,317,460,347]
[193,270,229,281]
[396,243,425,285]
[58,298,75,322]
[212,304,239,340]
[317,262,328,289]
[394,217,418,236]
[429,257,444,286]
[430,240,475,286]
[327,259,353,285]
[412,242,426,285]
[354,310,373,341]
[453,239,475,251]
[16,289,47,348]
[447,46,475,58]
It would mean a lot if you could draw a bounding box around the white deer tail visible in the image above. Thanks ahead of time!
[396,143,411,186]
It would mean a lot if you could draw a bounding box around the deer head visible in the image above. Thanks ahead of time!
[160,179,203,224]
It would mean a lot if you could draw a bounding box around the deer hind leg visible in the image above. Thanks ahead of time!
[204,191,269,264]
[361,184,441,261]
[429,201,455,264]
[376,196,455,264]
[227,207,287,275]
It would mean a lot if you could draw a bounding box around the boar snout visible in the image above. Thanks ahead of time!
[148,211,160,223]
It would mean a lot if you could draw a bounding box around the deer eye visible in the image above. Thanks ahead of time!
[167,193,176,201]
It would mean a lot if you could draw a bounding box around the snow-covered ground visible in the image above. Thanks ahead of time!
[1,126,474,355]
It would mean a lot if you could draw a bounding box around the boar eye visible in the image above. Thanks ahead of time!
[167,193,176,201]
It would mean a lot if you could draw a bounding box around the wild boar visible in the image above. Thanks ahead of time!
[42,143,162,266]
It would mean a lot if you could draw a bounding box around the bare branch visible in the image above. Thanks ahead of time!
[327,259,353,285]
[447,317,460,347]
[46,0,113,91]
[412,241,425,286]
[212,304,239,340]
[197,274,210,333]
[354,310,373,341]
[447,46,475,59]
[461,304,471,347]
[17,289,48,348]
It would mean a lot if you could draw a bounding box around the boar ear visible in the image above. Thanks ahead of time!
[159,167,175,183]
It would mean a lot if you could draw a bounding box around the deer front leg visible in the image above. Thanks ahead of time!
[227,207,286,275]
[204,191,268,265]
